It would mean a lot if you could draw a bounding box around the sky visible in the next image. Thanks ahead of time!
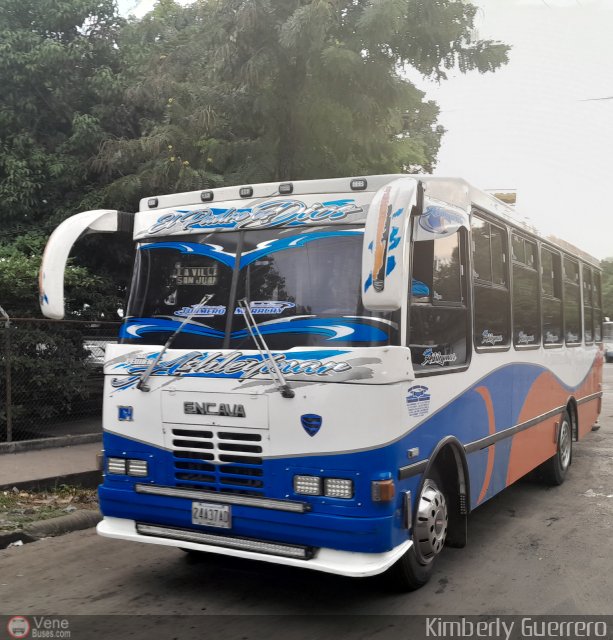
[118,0,613,260]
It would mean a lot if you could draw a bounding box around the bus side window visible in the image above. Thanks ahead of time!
[408,228,468,372]
[512,234,540,348]
[541,247,563,346]
[564,257,582,345]
[472,215,510,350]
[583,265,594,344]
[593,270,602,342]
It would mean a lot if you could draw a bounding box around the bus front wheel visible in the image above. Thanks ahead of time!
[385,472,448,591]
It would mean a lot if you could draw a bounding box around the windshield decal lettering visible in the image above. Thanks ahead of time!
[111,349,353,390]
[142,199,363,236]
[173,301,296,317]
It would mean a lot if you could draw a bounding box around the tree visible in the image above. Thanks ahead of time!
[0,0,133,318]
[94,0,510,194]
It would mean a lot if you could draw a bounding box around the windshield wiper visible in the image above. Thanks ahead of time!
[136,293,213,392]
[237,298,294,399]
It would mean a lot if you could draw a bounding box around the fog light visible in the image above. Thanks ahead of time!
[293,475,322,495]
[324,478,354,499]
[371,478,395,502]
[127,459,148,477]
[107,457,127,475]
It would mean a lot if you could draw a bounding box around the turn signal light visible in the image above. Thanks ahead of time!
[371,478,395,502]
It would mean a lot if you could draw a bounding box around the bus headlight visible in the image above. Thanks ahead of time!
[107,458,127,475]
[293,475,354,499]
[127,459,149,477]
[324,478,354,498]
[106,457,149,477]
[293,475,322,495]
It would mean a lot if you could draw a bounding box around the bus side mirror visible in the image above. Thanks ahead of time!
[361,177,419,311]
[39,209,127,319]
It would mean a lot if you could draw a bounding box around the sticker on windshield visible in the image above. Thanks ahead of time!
[173,301,296,317]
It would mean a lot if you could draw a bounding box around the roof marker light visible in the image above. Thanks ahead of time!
[279,183,293,195]
[239,186,254,198]
[350,178,367,191]
[201,190,214,202]
[147,198,158,208]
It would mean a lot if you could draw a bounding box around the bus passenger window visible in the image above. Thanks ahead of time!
[593,271,602,342]
[472,215,510,349]
[583,266,594,344]
[409,228,468,372]
[541,247,563,346]
[512,235,540,347]
[564,257,581,344]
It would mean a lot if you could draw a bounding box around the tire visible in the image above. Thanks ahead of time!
[385,470,449,591]
[540,409,573,486]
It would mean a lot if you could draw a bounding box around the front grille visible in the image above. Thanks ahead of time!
[171,427,266,495]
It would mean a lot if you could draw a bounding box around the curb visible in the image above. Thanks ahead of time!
[0,509,102,549]
[0,433,101,455]
[0,469,103,493]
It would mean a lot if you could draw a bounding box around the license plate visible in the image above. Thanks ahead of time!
[191,502,231,529]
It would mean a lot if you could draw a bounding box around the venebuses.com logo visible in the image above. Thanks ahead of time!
[6,616,71,639]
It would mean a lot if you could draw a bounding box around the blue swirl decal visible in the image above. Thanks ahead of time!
[120,316,388,343]
[232,317,388,342]
[139,242,236,268]
[139,230,363,269]
[120,318,224,340]
[418,205,467,235]
[239,230,362,268]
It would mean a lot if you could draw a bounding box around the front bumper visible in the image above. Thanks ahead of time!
[97,516,412,577]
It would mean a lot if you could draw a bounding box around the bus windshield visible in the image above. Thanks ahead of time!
[122,226,398,350]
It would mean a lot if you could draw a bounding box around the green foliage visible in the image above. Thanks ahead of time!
[94,0,509,197]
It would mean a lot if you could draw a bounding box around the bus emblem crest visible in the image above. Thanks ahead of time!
[301,414,322,437]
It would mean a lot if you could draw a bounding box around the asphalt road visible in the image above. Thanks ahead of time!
[2,366,613,637]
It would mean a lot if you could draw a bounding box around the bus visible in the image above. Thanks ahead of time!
[39,175,603,590]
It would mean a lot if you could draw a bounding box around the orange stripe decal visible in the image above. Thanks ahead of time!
[475,386,496,504]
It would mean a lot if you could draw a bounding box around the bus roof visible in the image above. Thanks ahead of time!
[137,175,600,268]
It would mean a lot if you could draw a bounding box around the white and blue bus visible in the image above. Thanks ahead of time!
[40,176,603,589]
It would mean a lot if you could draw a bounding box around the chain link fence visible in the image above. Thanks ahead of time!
[0,318,120,443]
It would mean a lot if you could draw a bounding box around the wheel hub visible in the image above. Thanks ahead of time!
[415,479,448,561]
[559,418,571,470]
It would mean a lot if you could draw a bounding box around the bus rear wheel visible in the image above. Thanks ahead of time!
[385,472,448,591]
[539,409,573,486]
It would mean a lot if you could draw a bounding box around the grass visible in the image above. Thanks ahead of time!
[0,485,98,532]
